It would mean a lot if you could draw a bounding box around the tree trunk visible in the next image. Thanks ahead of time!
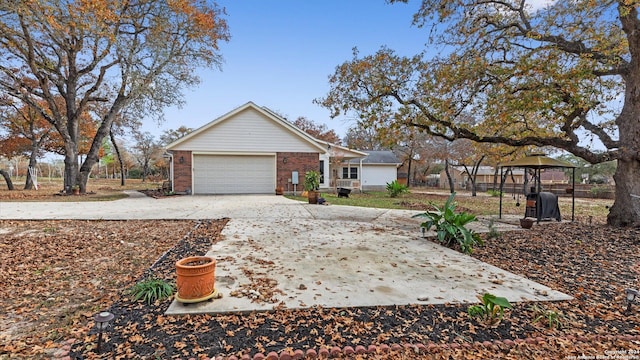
[406,151,413,189]
[78,123,117,192]
[1,169,14,190]
[444,159,455,194]
[606,63,640,227]
[468,155,485,197]
[24,147,37,190]
[608,157,640,227]
[142,159,149,183]
[110,128,126,186]
[492,166,499,192]
[77,96,125,193]
[64,150,79,194]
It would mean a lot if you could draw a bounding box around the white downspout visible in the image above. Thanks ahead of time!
[169,154,174,192]
[359,158,363,192]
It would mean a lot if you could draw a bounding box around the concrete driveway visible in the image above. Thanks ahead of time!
[0,192,571,314]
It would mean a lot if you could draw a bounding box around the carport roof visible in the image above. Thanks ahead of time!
[499,153,576,169]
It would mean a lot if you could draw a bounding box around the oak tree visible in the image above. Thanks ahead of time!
[132,131,160,182]
[343,124,383,151]
[293,116,342,145]
[0,101,51,189]
[160,125,194,146]
[0,0,229,193]
[319,1,639,226]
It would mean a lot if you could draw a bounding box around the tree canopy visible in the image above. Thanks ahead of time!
[318,0,639,226]
[0,0,229,192]
[293,116,342,145]
[160,126,194,146]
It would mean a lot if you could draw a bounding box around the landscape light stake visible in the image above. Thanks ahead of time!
[624,288,639,312]
[94,311,114,353]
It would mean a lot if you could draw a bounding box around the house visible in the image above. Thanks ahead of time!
[356,151,402,191]
[165,102,368,194]
[539,169,569,184]
[440,166,524,191]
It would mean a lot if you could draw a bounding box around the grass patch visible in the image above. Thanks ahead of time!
[287,191,413,209]
[0,178,161,202]
[287,189,611,221]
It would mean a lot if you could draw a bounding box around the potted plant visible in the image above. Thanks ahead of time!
[304,170,320,204]
[175,256,216,303]
[72,184,80,195]
[275,186,284,195]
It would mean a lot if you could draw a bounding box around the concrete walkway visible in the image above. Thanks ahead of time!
[0,192,572,315]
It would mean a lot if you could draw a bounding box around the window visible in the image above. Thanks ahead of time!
[319,160,325,184]
[342,167,358,179]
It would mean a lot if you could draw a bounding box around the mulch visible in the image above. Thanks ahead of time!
[67,219,640,359]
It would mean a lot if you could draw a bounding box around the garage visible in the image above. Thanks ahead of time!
[193,154,275,194]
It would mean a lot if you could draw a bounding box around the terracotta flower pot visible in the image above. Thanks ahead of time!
[175,256,216,302]
[275,186,284,195]
[307,190,318,204]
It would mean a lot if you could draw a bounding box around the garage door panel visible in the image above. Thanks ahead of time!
[193,155,275,194]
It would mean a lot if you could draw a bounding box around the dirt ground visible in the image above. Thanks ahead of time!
[0,183,637,359]
[1,216,638,359]
[0,177,163,202]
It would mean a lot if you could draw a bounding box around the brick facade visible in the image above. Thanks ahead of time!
[276,152,319,192]
[170,151,318,194]
[172,150,192,194]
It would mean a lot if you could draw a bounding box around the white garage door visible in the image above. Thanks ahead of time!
[193,155,275,194]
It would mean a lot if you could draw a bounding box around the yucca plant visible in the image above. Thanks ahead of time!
[530,304,564,330]
[386,180,408,197]
[412,192,482,254]
[128,278,175,305]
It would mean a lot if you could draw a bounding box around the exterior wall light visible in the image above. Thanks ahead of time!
[94,311,114,353]
[179,156,185,164]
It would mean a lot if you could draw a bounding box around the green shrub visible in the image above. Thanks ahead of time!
[467,293,513,326]
[304,170,320,191]
[486,189,502,197]
[589,174,608,184]
[412,192,483,254]
[386,180,408,197]
[128,278,175,305]
[590,185,608,197]
[486,218,501,240]
[128,168,143,179]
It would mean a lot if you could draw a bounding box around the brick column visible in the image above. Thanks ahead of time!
[276,153,319,192]
[172,151,192,194]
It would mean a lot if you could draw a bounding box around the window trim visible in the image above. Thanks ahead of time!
[342,166,358,179]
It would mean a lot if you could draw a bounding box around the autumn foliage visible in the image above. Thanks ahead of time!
[0,0,229,193]
[319,1,640,227]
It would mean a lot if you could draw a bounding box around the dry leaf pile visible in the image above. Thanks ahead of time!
[80,220,639,359]
[1,217,639,359]
[0,219,215,358]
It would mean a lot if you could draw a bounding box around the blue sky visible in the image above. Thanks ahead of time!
[142,1,431,140]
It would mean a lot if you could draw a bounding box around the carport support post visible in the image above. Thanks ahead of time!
[499,166,504,219]
[572,167,575,222]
